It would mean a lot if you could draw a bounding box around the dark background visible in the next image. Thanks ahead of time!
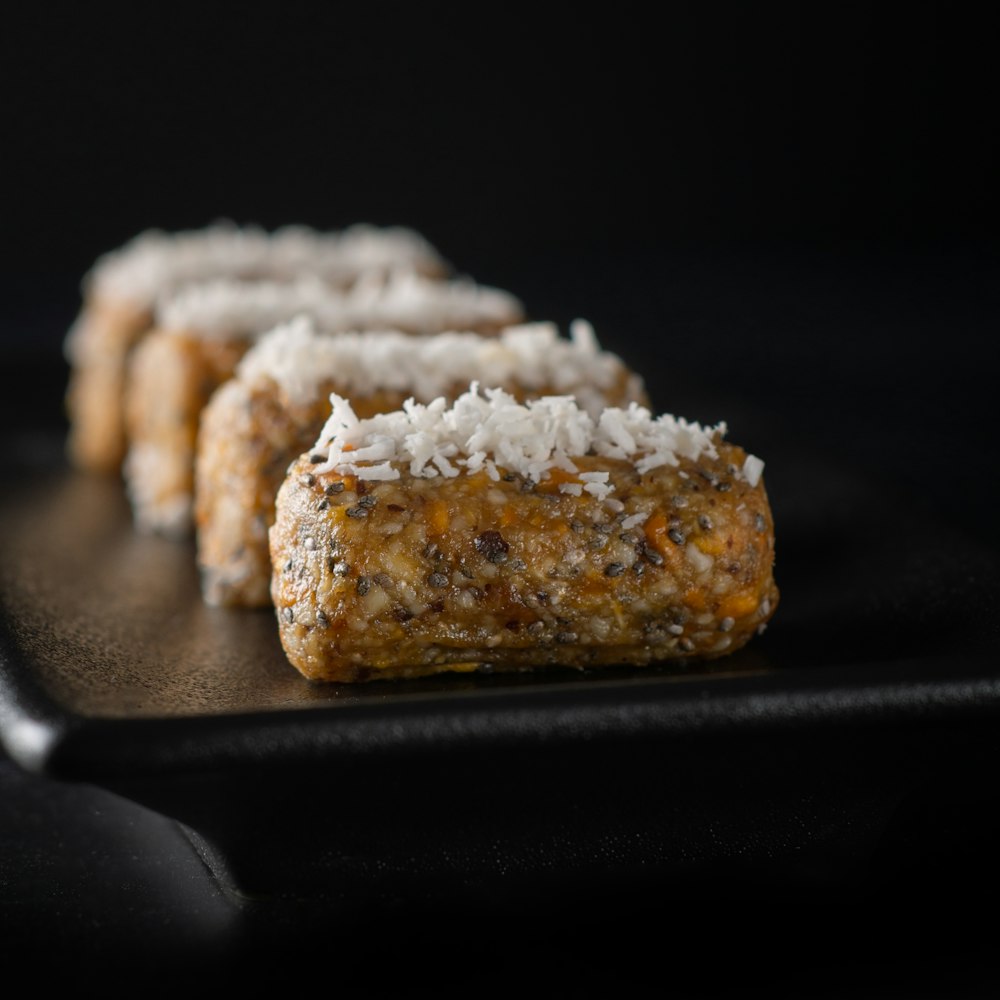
[2,5,996,345]
[2,5,999,992]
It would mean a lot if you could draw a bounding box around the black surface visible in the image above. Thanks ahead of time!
[3,5,1000,993]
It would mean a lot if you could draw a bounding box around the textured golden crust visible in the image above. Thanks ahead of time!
[269,444,778,682]
[196,368,646,607]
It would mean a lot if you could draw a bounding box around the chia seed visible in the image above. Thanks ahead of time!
[510,558,527,571]
[475,530,510,564]
[346,506,368,518]
[298,473,316,488]
[643,546,664,567]
[356,576,371,596]
[325,482,345,495]
[357,495,377,509]
[678,637,695,652]
[715,481,732,492]
[604,562,625,577]
[719,616,735,632]
[428,572,449,588]
[570,519,585,534]
[698,514,714,531]
[555,631,578,644]
[282,606,294,624]
[309,454,326,464]
[333,561,350,577]
[316,609,329,628]
[667,528,686,546]
[754,513,767,532]
[671,495,689,509]
[317,499,329,511]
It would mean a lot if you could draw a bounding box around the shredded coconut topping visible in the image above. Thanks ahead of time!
[235,315,638,413]
[84,222,447,308]
[311,385,754,499]
[156,270,523,339]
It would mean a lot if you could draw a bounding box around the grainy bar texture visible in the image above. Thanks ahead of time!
[270,392,777,682]
[195,320,646,607]
[124,273,524,537]
[63,222,448,475]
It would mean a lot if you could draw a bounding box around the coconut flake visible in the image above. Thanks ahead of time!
[742,454,765,487]
[84,222,446,309]
[234,315,640,414]
[157,269,523,342]
[311,384,731,490]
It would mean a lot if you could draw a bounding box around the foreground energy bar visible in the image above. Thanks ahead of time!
[270,386,778,682]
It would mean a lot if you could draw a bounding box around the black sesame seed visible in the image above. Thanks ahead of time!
[356,576,371,595]
[298,473,316,487]
[604,562,625,577]
[428,572,448,588]
[325,482,345,495]
[667,528,686,546]
[346,506,368,518]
